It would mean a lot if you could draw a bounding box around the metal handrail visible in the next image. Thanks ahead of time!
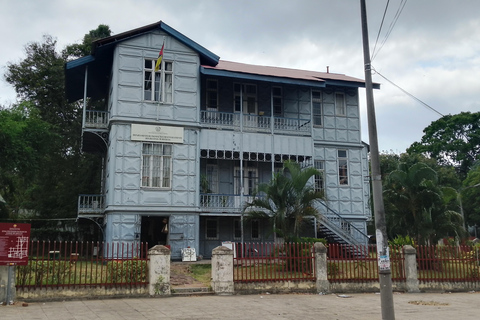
[316,200,370,246]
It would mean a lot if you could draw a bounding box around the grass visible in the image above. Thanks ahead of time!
[189,264,212,286]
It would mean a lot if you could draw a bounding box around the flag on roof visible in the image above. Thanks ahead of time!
[154,43,164,72]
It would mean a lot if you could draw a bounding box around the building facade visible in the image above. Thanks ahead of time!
[66,22,377,259]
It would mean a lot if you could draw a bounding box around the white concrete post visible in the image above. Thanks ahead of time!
[404,245,420,293]
[148,245,171,296]
[314,242,329,293]
[211,246,234,295]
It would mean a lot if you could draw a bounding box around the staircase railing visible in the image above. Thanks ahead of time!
[316,201,370,246]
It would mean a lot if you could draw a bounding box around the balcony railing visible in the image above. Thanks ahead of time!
[200,194,256,211]
[78,194,105,216]
[200,110,310,135]
[84,110,109,129]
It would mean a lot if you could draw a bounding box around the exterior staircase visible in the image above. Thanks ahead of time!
[316,201,370,258]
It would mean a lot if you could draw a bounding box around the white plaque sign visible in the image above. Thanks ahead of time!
[131,124,184,143]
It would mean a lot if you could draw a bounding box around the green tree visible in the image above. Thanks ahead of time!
[460,163,480,234]
[1,25,110,223]
[383,162,464,244]
[62,24,112,59]
[408,112,480,178]
[244,160,325,240]
[0,103,57,219]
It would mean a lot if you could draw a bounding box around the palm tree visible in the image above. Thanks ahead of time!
[244,160,325,240]
[383,162,465,245]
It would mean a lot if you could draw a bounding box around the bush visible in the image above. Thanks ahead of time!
[106,259,148,283]
[17,260,72,285]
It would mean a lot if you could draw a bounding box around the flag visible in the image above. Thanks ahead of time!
[154,43,164,72]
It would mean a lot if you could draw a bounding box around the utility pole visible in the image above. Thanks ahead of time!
[360,0,395,319]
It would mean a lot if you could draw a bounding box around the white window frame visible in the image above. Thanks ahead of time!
[335,92,346,116]
[314,160,325,192]
[338,149,348,186]
[234,83,257,114]
[141,143,172,189]
[144,59,173,103]
[312,90,322,126]
[206,79,218,110]
[206,218,219,240]
[234,167,258,195]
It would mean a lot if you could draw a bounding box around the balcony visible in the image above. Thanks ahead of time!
[84,110,109,130]
[200,110,311,135]
[78,194,105,217]
[200,194,256,212]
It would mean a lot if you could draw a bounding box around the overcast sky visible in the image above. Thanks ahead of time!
[1,0,479,153]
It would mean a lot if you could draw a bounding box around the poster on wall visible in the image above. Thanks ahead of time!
[0,223,31,265]
[131,124,184,143]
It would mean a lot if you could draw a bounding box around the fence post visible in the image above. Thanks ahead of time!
[404,245,420,293]
[0,265,16,304]
[148,245,171,296]
[211,245,234,295]
[314,242,329,294]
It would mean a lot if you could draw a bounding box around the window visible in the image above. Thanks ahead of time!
[314,160,325,192]
[234,83,257,113]
[338,149,348,185]
[234,167,258,195]
[234,219,242,239]
[335,92,346,116]
[206,163,219,193]
[341,220,351,234]
[206,79,218,109]
[272,86,283,115]
[142,143,172,188]
[144,59,173,103]
[312,91,322,126]
[251,219,260,239]
[206,218,218,239]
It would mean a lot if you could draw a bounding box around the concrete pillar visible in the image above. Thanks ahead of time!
[148,245,171,296]
[314,242,329,294]
[404,245,420,293]
[0,265,15,305]
[211,245,234,295]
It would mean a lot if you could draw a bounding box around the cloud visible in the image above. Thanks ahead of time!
[1,0,480,153]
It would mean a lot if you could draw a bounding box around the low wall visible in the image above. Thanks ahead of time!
[235,281,316,294]
[16,286,148,301]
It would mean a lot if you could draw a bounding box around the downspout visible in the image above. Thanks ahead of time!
[82,66,88,129]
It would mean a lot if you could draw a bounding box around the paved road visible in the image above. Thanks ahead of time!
[2,291,479,319]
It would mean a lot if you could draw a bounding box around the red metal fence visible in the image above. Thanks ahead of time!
[327,244,405,282]
[16,241,149,290]
[417,245,480,282]
[233,242,316,282]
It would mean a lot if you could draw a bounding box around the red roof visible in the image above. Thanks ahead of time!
[203,60,368,86]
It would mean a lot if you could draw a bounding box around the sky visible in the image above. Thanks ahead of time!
[1,0,479,153]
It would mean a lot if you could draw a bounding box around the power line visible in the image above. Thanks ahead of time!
[371,0,390,60]
[373,68,444,117]
[372,0,408,61]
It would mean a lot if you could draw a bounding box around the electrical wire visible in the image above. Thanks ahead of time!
[372,0,408,61]
[373,67,444,117]
[371,0,390,60]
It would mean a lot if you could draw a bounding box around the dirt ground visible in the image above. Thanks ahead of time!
[170,262,210,288]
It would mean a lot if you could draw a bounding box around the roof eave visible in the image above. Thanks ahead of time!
[200,66,326,88]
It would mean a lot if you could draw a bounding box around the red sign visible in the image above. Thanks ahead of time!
[0,223,31,265]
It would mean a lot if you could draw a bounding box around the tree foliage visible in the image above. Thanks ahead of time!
[244,160,325,240]
[460,163,480,231]
[383,162,465,244]
[1,26,111,222]
[408,112,480,177]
